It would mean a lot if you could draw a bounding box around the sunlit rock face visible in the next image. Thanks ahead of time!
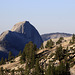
[0,21,43,59]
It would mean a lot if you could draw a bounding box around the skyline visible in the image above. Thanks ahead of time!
[0,0,75,35]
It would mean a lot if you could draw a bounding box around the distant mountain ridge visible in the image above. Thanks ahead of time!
[41,32,72,41]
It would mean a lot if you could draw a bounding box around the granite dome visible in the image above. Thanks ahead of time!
[0,21,43,59]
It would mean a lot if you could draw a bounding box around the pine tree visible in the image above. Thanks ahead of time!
[5,58,7,62]
[55,45,64,61]
[0,67,4,75]
[45,39,54,49]
[72,34,75,44]
[24,42,36,68]
[0,57,4,65]
[49,39,54,49]
[25,62,30,75]
[45,41,50,48]
[41,63,44,75]
[66,46,68,50]
[45,63,52,75]
[20,50,26,63]
[45,63,56,75]
[20,41,36,68]
[69,40,72,44]
[60,37,64,40]
[34,58,41,75]
[65,63,70,75]
[56,37,64,45]
[8,51,12,61]
[59,61,66,75]
[70,34,75,44]
[51,64,55,75]
[18,50,22,56]
[40,43,44,49]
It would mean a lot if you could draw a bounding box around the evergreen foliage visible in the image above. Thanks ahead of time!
[0,40,72,75]
[45,39,54,49]
[8,51,13,61]
[56,37,64,45]
[72,34,75,43]
[25,42,36,68]
[69,40,72,44]
[20,50,26,63]
[0,57,5,65]
[55,45,64,61]
[69,34,75,44]
[34,58,42,75]
[25,61,30,75]
[5,58,7,62]
[40,43,44,49]
[20,41,37,68]
[18,50,22,56]
[0,67,4,75]
[45,62,70,75]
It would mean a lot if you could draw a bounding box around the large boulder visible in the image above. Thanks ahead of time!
[0,21,43,59]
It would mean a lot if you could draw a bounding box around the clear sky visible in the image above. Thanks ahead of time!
[0,0,75,35]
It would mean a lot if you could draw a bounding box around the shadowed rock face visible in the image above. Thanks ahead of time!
[0,21,43,59]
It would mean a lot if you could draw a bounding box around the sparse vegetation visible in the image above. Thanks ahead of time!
[0,36,75,75]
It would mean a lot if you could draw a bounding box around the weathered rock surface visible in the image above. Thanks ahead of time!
[0,21,43,59]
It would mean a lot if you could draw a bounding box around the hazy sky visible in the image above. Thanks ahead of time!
[0,0,75,35]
